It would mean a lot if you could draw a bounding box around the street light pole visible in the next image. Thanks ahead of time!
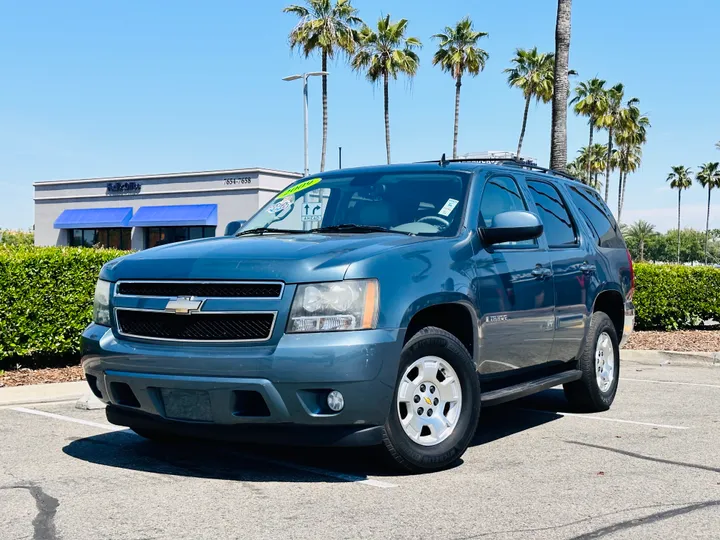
[283,71,328,177]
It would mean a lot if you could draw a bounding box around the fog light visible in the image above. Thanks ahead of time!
[327,390,344,412]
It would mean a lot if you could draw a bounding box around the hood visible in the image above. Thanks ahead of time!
[101,233,427,283]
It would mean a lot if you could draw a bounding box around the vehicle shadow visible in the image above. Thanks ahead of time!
[62,391,566,481]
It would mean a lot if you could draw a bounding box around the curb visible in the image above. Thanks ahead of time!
[621,349,720,367]
[0,380,88,406]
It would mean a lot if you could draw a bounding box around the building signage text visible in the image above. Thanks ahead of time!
[224,177,253,186]
[107,181,142,194]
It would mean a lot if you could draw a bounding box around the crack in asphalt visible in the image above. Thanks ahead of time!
[0,484,59,540]
[568,499,720,539]
[565,440,720,473]
[449,502,692,539]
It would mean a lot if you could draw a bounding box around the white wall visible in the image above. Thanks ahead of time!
[33,168,301,247]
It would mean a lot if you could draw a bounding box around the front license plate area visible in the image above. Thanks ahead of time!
[160,388,213,422]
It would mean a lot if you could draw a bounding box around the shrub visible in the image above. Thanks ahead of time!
[633,262,720,330]
[0,229,34,247]
[0,245,124,367]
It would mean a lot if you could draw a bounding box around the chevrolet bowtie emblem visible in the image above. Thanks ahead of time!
[424,397,432,405]
[165,296,204,315]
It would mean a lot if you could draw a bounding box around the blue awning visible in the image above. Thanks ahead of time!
[54,207,133,229]
[128,204,218,227]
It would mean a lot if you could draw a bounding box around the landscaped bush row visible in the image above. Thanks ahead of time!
[0,246,125,368]
[1,247,719,368]
[633,262,720,330]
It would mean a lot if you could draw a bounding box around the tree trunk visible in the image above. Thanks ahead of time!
[619,171,628,222]
[677,189,682,264]
[605,126,613,204]
[594,171,598,190]
[617,164,623,218]
[549,0,572,171]
[320,52,328,172]
[517,93,531,159]
[453,73,462,159]
[586,123,594,184]
[383,72,391,165]
[705,187,712,264]
[639,240,644,262]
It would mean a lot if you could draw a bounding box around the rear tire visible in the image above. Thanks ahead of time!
[563,311,619,412]
[382,326,481,473]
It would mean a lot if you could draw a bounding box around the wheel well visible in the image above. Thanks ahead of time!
[593,291,624,340]
[404,303,474,356]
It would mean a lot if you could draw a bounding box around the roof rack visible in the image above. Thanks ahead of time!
[422,156,581,183]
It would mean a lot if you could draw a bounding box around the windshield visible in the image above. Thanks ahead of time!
[242,171,470,236]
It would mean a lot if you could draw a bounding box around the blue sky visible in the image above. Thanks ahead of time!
[1,0,719,231]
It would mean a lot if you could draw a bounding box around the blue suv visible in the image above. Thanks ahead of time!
[81,159,634,473]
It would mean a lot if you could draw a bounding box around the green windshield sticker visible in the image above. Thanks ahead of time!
[277,177,322,199]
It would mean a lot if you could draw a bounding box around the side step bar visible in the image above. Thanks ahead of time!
[481,369,582,407]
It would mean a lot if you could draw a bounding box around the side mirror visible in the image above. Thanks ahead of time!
[224,220,246,236]
[480,211,543,245]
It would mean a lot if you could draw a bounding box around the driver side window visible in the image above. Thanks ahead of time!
[479,176,536,247]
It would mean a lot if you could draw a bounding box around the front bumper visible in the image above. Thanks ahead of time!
[81,324,403,446]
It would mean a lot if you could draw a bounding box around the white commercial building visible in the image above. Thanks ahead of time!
[33,167,302,250]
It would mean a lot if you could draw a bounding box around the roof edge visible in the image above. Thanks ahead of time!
[33,167,303,187]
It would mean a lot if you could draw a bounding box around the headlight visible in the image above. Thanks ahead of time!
[287,279,379,333]
[93,279,112,326]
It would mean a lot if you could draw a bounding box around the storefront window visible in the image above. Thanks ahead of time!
[69,228,131,250]
[144,226,216,248]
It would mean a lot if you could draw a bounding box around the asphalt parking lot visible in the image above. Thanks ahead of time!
[1,359,718,540]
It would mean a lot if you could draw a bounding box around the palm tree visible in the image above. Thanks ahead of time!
[596,83,625,203]
[626,220,656,261]
[505,47,554,160]
[615,143,642,223]
[284,0,363,172]
[570,78,608,185]
[695,162,720,264]
[615,100,650,221]
[576,143,607,190]
[432,18,488,159]
[666,165,694,263]
[566,159,583,179]
[352,15,421,164]
[549,0,572,171]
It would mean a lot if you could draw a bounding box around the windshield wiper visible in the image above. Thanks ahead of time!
[312,224,413,235]
[235,227,306,237]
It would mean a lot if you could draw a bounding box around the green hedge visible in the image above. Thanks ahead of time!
[0,246,124,367]
[1,248,719,367]
[634,262,720,330]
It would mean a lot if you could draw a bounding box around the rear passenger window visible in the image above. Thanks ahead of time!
[526,180,577,247]
[479,176,535,247]
[568,186,625,248]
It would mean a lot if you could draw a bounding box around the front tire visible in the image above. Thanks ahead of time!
[564,311,620,412]
[382,326,481,473]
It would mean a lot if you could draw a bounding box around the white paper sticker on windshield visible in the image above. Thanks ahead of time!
[267,195,294,214]
[438,198,459,216]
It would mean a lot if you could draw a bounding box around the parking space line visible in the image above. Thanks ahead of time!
[9,407,127,432]
[8,406,398,488]
[621,378,720,389]
[518,408,689,430]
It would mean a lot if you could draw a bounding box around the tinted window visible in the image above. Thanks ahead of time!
[568,186,625,248]
[527,180,576,247]
[69,228,131,250]
[479,176,535,246]
[145,226,216,248]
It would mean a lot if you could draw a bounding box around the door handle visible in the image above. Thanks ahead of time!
[531,266,553,279]
[580,263,596,274]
